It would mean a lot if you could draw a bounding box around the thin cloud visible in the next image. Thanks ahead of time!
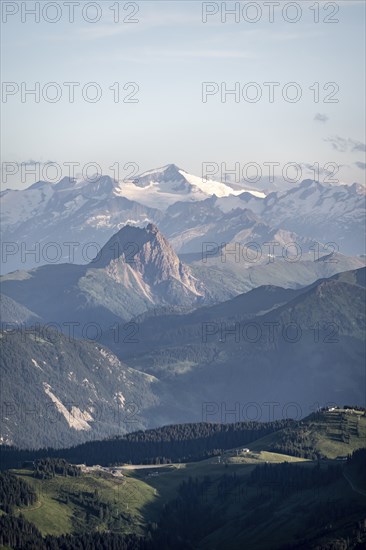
[148,49,255,60]
[355,161,366,170]
[20,160,57,167]
[90,47,256,65]
[350,141,366,153]
[325,136,366,153]
[73,11,203,41]
[314,113,328,123]
[325,136,348,152]
[300,163,345,177]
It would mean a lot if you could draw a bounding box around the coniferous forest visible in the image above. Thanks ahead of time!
[0,419,294,470]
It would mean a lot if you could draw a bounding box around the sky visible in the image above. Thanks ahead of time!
[1,0,365,190]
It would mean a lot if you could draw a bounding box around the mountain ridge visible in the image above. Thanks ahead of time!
[2,166,364,274]
[0,224,206,331]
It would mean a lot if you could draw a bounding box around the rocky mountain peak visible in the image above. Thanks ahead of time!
[93,224,204,297]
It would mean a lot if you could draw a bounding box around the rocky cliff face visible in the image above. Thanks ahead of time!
[96,223,205,300]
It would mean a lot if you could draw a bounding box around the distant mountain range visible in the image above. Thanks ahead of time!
[1,165,364,273]
[0,225,206,333]
[1,263,365,448]
[1,225,364,336]
[161,179,365,255]
[0,163,365,449]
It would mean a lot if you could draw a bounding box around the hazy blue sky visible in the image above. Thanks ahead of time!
[1,0,365,189]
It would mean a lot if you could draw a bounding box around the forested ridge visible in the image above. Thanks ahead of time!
[0,449,365,549]
[0,515,155,550]
[248,461,342,493]
[33,458,81,479]
[0,471,37,513]
[0,419,294,469]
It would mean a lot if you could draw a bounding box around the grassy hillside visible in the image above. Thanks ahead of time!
[11,450,301,537]
[2,410,365,549]
[250,408,366,459]
[10,450,366,549]
[12,468,156,537]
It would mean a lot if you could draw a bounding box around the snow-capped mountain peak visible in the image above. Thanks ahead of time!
[2,164,364,274]
[117,163,252,209]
